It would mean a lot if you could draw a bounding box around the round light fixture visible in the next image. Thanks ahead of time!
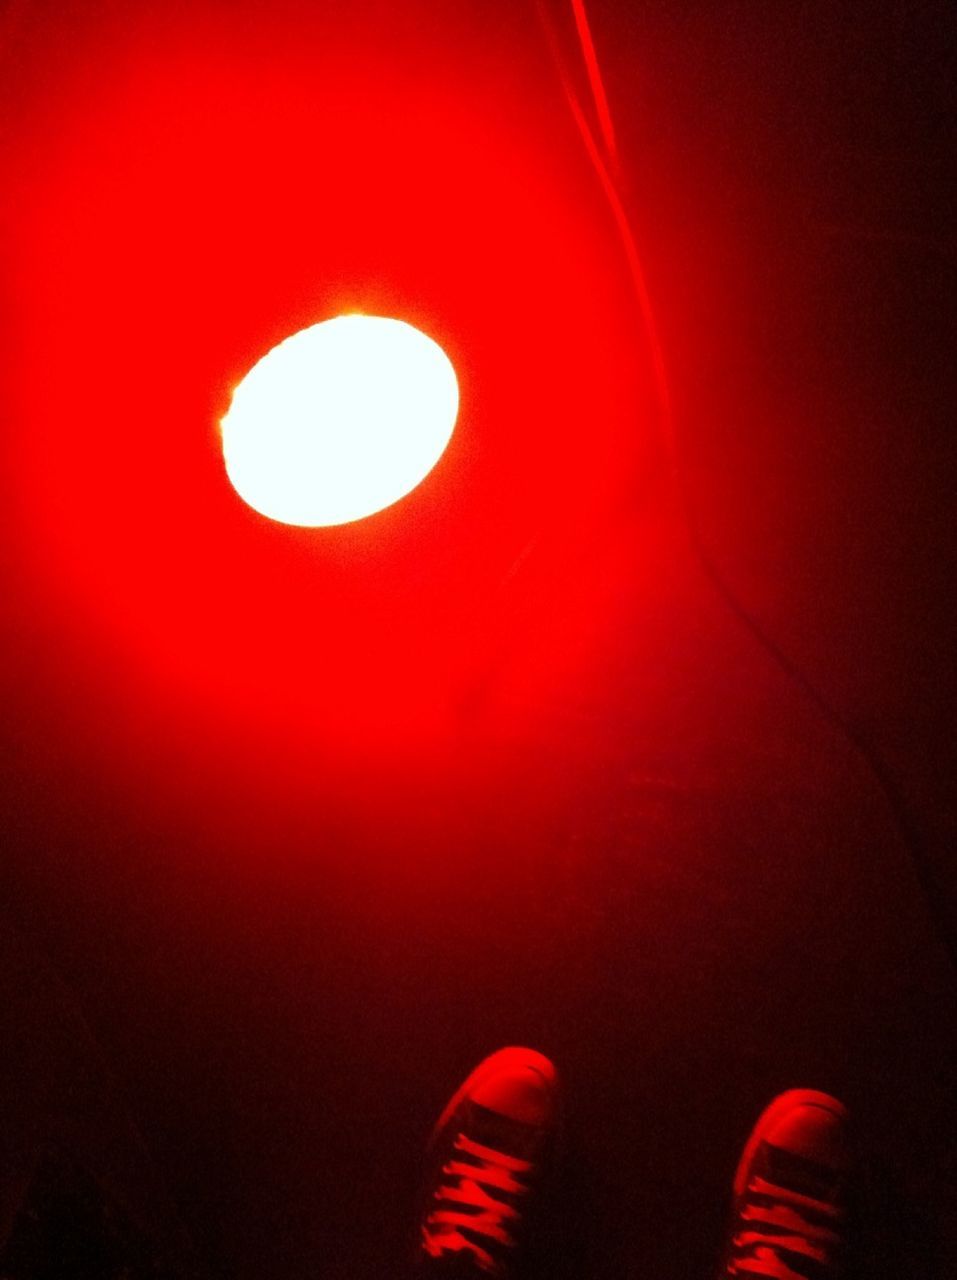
[221,314,459,526]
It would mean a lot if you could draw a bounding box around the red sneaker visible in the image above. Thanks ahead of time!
[416,1047,560,1279]
[720,1089,850,1278]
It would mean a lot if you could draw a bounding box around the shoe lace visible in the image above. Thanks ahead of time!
[729,1175,844,1280]
[423,1133,533,1275]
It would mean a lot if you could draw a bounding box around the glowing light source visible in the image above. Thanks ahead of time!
[221,314,459,526]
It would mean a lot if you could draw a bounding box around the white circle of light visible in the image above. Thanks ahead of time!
[221,314,459,527]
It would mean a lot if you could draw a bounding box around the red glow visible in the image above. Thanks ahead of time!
[5,3,655,798]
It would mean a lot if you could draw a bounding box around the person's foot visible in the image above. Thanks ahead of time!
[719,1089,850,1278]
[416,1046,560,1278]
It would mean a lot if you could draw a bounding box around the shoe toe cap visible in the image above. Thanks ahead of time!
[471,1048,558,1127]
[766,1095,849,1173]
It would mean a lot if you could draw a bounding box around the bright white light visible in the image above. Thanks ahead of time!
[221,314,459,526]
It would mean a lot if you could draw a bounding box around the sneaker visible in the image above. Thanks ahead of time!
[719,1089,850,1278]
[416,1046,560,1278]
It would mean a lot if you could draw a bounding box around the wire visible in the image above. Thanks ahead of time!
[569,0,620,175]
[533,0,671,432]
[534,0,957,978]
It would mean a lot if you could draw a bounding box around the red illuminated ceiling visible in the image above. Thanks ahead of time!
[5,2,657,783]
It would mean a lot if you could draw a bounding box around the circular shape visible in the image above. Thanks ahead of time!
[221,314,459,526]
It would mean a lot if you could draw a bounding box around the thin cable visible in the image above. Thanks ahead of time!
[534,0,672,431]
[535,0,957,976]
[570,0,620,174]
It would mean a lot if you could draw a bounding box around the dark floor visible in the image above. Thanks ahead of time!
[4,503,956,1278]
[2,2,955,1278]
